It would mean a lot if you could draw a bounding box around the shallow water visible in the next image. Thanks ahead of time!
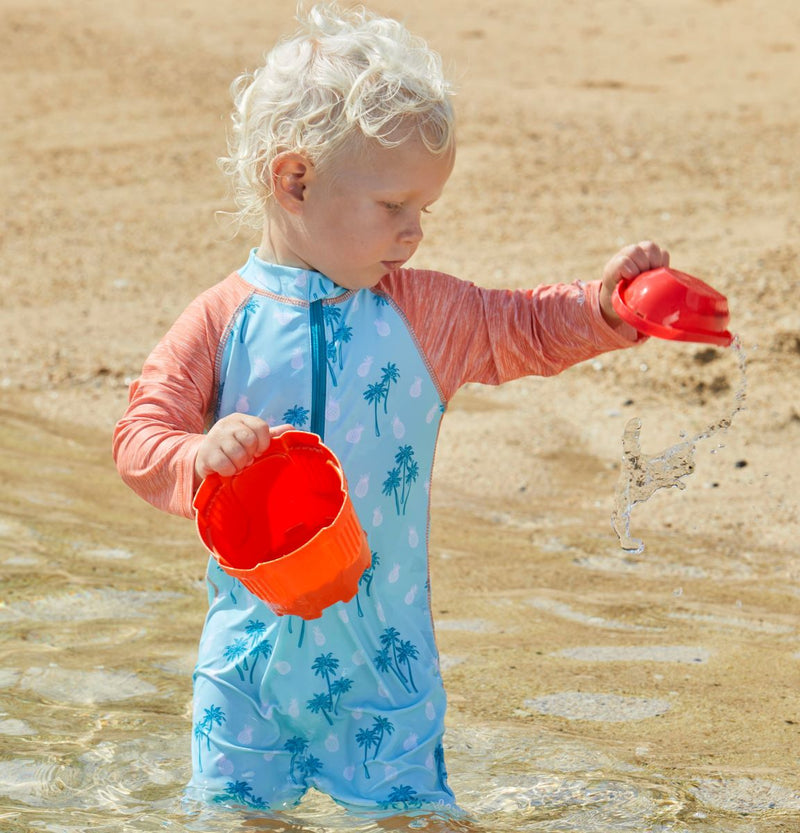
[0,406,797,832]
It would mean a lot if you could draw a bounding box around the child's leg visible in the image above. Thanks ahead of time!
[314,723,457,814]
[188,671,308,811]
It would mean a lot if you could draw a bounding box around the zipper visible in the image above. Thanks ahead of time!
[309,299,327,440]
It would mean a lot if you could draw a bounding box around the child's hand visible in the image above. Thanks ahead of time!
[193,414,291,487]
[599,240,670,328]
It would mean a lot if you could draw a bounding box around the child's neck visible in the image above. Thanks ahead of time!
[257,229,312,272]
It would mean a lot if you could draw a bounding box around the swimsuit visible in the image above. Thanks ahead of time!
[113,251,639,813]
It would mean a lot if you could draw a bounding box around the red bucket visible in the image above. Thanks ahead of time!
[612,267,733,347]
[194,431,370,619]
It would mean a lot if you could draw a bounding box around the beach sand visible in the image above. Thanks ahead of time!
[1,0,798,815]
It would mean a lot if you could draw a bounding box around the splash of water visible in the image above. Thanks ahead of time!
[611,338,747,553]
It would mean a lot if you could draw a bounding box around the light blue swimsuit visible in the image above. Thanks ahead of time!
[113,250,637,814]
[189,253,454,813]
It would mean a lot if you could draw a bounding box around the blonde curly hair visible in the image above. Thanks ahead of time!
[218,3,456,231]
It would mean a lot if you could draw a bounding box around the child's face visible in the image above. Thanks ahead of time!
[279,135,454,290]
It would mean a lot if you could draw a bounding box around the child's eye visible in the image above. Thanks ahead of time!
[382,202,403,212]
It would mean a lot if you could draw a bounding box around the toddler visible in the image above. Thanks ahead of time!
[113,1,669,821]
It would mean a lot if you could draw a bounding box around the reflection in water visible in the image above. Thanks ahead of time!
[0,404,795,833]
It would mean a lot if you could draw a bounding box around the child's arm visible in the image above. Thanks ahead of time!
[379,241,669,402]
[113,275,257,518]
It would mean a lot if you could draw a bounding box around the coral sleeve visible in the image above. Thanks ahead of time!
[112,274,251,518]
[377,269,642,403]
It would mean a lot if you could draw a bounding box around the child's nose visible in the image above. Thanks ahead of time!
[399,215,424,245]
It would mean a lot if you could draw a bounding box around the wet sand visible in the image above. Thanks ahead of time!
[1,0,799,829]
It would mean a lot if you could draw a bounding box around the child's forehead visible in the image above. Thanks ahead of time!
[327,134,455,185]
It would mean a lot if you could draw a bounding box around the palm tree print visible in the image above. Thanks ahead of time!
[221,623,273,684]
[306,652,353,722]
[213,779,268,810]
[395,445,418,514]
[382,445,418,515]
[330,677,353,715]
[243,619,273,683]
[381,467,402,510]
[355,725,380,779]
[322,306,353,384]
[333,322,353,370]
[297,753,323,784]
[371,715,395,760]
[380,363,400,413]
[248,637,273,684]
[282,734,326,786]
[383,784,422,811]
[244,618,266,643]
[363,381,386,437]
[284,735,310,784]
[396,640,419,693]
[312,652,340,704]
[374,627,419,693]
[193,704,225,773]
[306,691,334,726]
[380,627,403,676]
[362,363,401,436]
[282,404,309,428]
[356,551,380,617]
[222,637,250,682]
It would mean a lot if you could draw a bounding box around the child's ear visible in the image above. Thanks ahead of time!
[270,152,313,214]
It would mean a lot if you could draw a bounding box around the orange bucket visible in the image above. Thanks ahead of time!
[193,431,371,619]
